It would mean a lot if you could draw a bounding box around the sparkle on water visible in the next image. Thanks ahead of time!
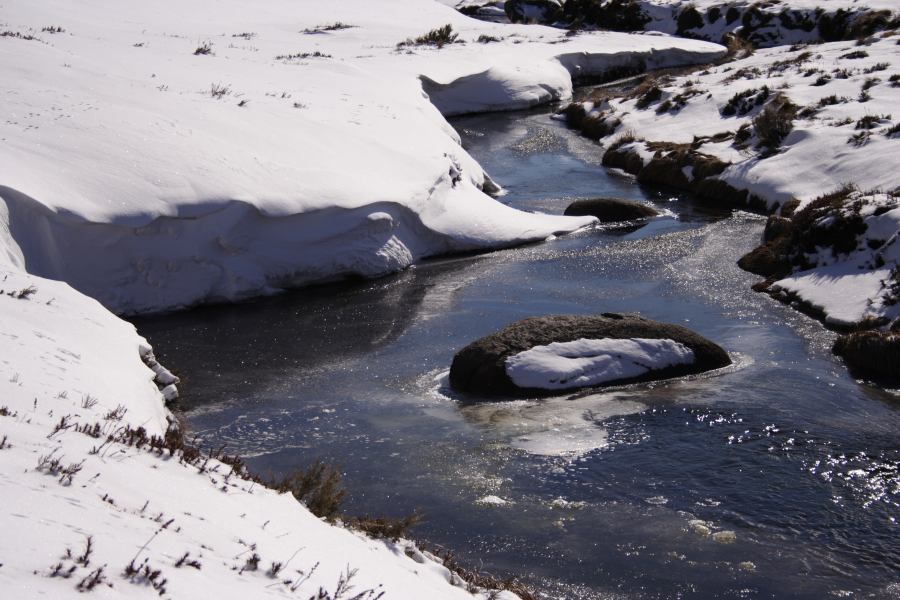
[135,106,899,600]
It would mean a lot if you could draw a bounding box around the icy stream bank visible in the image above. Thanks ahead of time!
[0,0,723,314]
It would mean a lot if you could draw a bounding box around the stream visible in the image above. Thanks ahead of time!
[135,107,900,600]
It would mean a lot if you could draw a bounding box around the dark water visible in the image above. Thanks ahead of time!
[134,108,900,600]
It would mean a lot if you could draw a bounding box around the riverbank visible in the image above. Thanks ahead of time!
[0,0,722,315]
[0,267,527,599]
[558,30,899,367]
[490,0,898,47]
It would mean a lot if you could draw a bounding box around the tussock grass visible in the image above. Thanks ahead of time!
[752,93,798,153]
[273,459,345,522]
[398,24,459,49]
[352,513,422,541]
[209,82,231,99]
[193,40,213,55]
[276,51,332,60]
[721,86,770,116]
[303,23,356,34]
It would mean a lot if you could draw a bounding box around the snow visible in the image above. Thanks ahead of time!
[505,337,695,390]
[460,391,647,456]
[0,0,723,315]
[595,34,900,209]
[774,265,893,327]
[493,0,899,47]
[475,495,510,506]
[0,269,514,600]
[768,191,900,328]
[639,0,898,45]
[574,32,898,330]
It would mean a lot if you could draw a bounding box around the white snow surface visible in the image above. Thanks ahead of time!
[0,0,723,315]
[0,267,516,600]
[594,34,900,209]
[578,35,899,330]
[505,337,695,390]
[770,191,900,328]
[774,265,894,327]
[455,0,898,47]
[638,0,899,45]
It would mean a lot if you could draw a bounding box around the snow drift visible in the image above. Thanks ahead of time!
[0,0,723,314]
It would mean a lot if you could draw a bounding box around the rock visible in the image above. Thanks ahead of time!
[689,519,711,536]
[833,330,900,379]
[475,495,509,506]
[504,0,562,24]
[736,243,791,279]
[737,215,796,278]
[161,383,179,402]
[580,112,621,140]
[762,215,794,242]
[449,314,731,398]
[564,198,659,222]
[561,102,588,129]
[712,530,736,543]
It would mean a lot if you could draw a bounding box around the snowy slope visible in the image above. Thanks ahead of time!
[495,0,898,46]
[0,267,518,600]
[768,191,900,328]
[560,32,899,333]
[0,0,723,315]
[638,0,899,45]
[576,33,900,209]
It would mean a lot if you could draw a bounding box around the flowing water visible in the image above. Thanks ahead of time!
[135,107,900,600]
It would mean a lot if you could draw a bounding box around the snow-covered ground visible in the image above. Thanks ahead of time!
[628,0,898,46]
[0,0,723,315]
[574,33,899,209]
[473,0,898,47]
[560,31,899,334]
[0,266,520,599]
[505,337,695,390]
[767,190,900,328]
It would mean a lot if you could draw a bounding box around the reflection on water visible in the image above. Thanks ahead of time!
[135,107,899,600]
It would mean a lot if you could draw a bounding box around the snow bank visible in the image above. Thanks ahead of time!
[505,337,695,390]
[496,0,898,47]
[637,0,899,46]
[578,34,900,210]
[0,0,723,315]
[773,265,896,327]
[0,267,516,599]
[768,191,900,328]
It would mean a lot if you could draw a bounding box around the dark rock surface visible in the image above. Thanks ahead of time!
[833,330,900,379]
[449,313,731,398]
[564,198,659,222]
[505,0,563,24]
